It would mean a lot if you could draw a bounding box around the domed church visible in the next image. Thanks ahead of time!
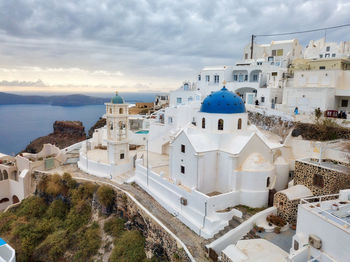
[169,86,289,208]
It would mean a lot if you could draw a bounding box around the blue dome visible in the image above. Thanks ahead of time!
[200,87,246,114]
[111,92,124,104]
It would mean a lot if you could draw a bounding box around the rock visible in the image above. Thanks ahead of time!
[24,121,86,153]
[88,117,106,138]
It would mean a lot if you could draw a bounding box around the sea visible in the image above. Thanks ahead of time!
[0,93,159,155]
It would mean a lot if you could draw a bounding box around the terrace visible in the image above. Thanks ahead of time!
[300,194,350,233]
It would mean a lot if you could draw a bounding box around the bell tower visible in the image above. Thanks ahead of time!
[105,91,129,165]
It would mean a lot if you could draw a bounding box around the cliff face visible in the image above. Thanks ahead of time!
[88,117,106,138]
[24,121,86,153]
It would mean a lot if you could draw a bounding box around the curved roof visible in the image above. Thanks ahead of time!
[200,87,245,114]
[111,92,124,104]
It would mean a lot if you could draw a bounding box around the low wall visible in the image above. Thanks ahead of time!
[135,160,241,239]
[206,206,277,256]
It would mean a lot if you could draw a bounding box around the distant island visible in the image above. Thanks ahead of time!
[0,92,109,106]
[0,92,160,106]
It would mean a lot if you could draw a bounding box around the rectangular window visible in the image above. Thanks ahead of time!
[341,99,348,107]
[261,97,265,103]
[198,74,201,81]
[253,75,258,81]
[319,66,326,70]
[181,165,185,174]
[244,75,248,81]
[272,72,278,76]
[120,153,125,160]
[319,54,323,58]
[233,75,238,81]
[326,46,330,52]
[313,174,324,187]
[176,97,182,104]
[276,49,283,56]
[214,75,220,83]
[206,75,210,82]
[272,50,277,56]
[332,53,336,58]
[268,56,274,62]
[181,144,185,153]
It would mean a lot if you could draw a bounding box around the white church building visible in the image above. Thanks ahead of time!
[78,92,135,180]
[135,87,289,238]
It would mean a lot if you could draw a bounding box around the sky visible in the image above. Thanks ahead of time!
[0,0,349,94]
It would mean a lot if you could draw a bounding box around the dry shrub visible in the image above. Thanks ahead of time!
[266,214,287,227]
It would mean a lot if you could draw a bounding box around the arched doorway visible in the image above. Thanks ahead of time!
[12,195,19,204]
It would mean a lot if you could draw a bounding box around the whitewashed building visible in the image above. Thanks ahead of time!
[135,87,290,238]
[304,38,350,60]
[288,189,350,262]
[78,92,135,180]
[282,59,350,113]
[0,144,65,211]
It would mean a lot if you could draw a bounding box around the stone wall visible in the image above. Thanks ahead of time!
[248,111,294,140]
[273,192,299,224]
[294,159,350,196]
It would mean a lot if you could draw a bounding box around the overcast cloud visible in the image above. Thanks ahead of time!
[0,0,349,93]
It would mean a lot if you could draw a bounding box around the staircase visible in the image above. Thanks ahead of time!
[209,216,243,241]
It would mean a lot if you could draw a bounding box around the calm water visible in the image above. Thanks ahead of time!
[0,104,106,155]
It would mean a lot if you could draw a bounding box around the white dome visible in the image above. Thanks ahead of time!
[242,153,274,171]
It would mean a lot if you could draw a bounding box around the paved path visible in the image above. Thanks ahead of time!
[45,164,210,262]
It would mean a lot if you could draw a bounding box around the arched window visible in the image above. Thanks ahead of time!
[238,118,242,130]
[110,122,113,130]
[202,118,206,129]
[218,119,224,130]
[12,195,19,204]
[109,108,112,114]
[0,171,3,181]
[3,170,8,180]
[119,108,123,114]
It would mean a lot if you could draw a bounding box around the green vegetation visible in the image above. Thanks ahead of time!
[0,174,171,262]
[235,205,266,216]
[97,185,115,208]
[109,230,147,262]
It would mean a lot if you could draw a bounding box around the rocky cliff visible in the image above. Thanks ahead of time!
[24,121,86,153]
[248,111,350,141]
[88,117,106,138]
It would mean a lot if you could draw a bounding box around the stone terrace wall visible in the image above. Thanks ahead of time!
[273,192,299,224]
[294,160,350,196]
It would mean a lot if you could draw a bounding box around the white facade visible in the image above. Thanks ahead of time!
[242,39,303,67]
[288,190,350,262]
[196,64,287,108]
[283,70,350,113]
[304,38,350,60]
[0,144,64,211]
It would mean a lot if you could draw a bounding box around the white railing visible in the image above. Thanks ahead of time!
[300,194,350,230]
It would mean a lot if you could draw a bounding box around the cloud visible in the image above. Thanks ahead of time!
[0,79,46,87]
[0,0,349,92]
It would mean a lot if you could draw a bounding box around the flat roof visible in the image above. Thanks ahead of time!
[298,158,350,175]
[223,239,288,262]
